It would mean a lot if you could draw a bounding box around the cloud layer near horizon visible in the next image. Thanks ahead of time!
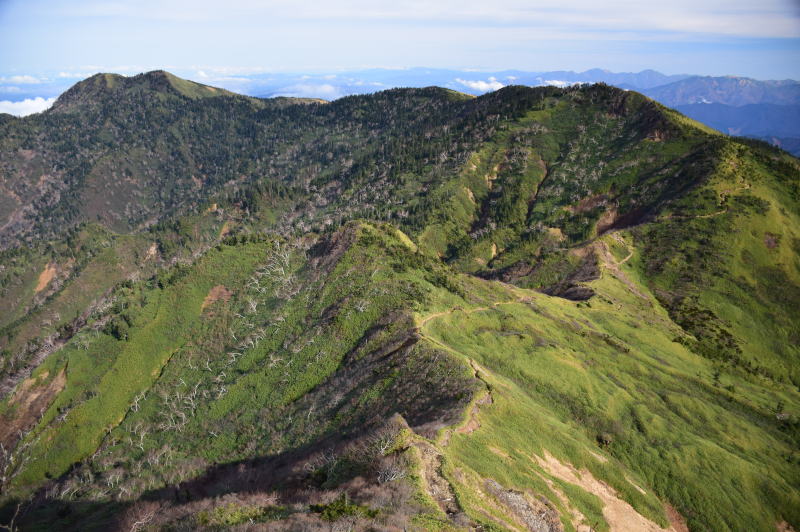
[0,97,56,116]
[456,77,505,92]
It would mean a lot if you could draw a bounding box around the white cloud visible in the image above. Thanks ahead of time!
[455,76,504,92]
[543,79,571,87]
[0,97,57,116]
[58,71,94,78]
[275,84,342,99]
[192,66,272,75]
[0,75,43,84]
[192,70,249,83]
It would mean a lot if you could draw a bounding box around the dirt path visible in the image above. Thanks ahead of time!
[452,360,493,440]
[596,241,648,301]
[661,209,728,221]
[609,233,634,265]
[417,297,531,327]
[414,314,502,527]
[464,186,476,204]
[418,309,460,327]
[414,440,471,524]
[658,183,750,222]
[415,296,690,532]
[485,164,500,189]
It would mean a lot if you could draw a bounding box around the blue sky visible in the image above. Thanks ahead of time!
[1,0,799,114]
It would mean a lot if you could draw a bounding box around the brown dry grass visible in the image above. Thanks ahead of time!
[201,285,233,310]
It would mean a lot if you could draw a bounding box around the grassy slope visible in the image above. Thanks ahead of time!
[0,83,798,531]
[416,247,799,531]
[4,223,469,490]
[0,212,228,384]
[11,242,268,485]
[405,104,800,531]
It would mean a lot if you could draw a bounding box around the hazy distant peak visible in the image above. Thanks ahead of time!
[643,75,800,106]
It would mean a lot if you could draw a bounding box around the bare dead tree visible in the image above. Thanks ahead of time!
[0,502,21,532]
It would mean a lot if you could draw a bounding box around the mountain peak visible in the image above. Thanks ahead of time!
[132,70,239,98]
[50,70,241,113]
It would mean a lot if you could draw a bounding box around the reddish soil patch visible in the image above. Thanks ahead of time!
[34,263,57,293]
[533,450,676,532]
[665,504,690,532]
[202,285,233,310]
[457,409,481,434]
[572,193,608,214]
[0,367,66,448]
[489,446,512,460]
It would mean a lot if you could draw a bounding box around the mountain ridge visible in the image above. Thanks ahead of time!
[0,71,798,531]
[0,72,709,249]
[642,75,800,106]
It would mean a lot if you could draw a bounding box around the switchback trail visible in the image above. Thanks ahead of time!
[417,296,532,327]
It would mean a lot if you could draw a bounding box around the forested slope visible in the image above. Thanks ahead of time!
[0,73,798,531]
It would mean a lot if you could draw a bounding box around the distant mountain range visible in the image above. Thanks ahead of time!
[641,76,800,106]
[1,68,799,155]
[249,68,694,99]
[638,77,800,156]
[0,67,716,104]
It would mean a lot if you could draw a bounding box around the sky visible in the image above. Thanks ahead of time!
[1,0,800,114]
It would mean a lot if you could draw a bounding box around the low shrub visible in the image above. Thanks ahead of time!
[310,493,377,521]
